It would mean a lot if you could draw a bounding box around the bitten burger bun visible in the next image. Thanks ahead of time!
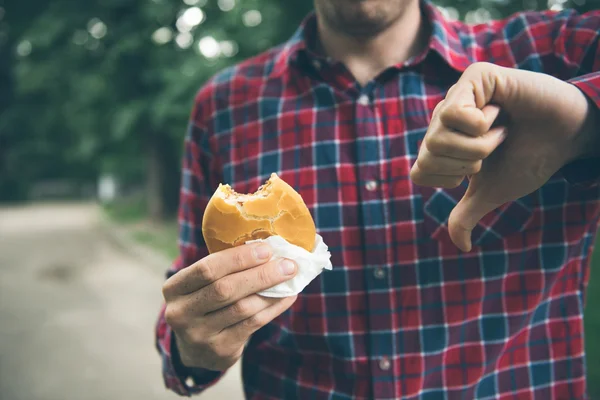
[202,173,317,254]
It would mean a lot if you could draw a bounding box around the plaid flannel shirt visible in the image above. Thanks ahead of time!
[156,2,600,399]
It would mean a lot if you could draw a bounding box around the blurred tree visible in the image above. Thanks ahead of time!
[0,0,312,215]
[0,0,52,201]
[0,0,597,213]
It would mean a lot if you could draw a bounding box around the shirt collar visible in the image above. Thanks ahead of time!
[422,1,471,72]
[268,0,471,79]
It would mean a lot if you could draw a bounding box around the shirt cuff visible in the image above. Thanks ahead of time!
[562,72,600,187]
[159,325,225,396]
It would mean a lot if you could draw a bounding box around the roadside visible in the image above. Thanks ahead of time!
[98,202,247,399]
[0,202,243,400]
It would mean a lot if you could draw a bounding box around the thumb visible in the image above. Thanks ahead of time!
[448,178,500,252]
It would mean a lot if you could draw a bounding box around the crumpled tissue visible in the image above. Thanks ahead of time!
[245,234,333,298]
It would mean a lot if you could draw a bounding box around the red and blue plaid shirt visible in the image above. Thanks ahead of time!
[156,2,600,399]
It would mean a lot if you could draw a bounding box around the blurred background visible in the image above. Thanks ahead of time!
[0,0,599,399]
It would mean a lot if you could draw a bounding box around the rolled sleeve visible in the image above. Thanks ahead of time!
[155,312,224,396]
[562,72,600,187]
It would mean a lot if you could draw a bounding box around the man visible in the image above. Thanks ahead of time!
[156,0,600,398]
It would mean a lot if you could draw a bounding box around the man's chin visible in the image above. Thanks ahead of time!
[334,17,396,38]
[323,0,405,38]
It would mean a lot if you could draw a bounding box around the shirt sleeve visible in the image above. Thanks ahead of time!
[565,73,600,187]
[551,9,600,186]
[154,93,226,396]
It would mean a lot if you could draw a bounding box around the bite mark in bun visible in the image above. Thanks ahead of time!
[202,173,317,254]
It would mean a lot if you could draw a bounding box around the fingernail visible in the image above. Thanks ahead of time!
[279,259,296,276]
[254,245,271,260]
[498,127,508,140]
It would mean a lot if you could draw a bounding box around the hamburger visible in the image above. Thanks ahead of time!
[201,173,317,254]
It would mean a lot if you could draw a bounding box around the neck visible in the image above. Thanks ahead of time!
[315,3,428,86]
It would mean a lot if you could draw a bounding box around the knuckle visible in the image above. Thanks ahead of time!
[212,280,233,302]
[469,161,482,174]
[431,99,445,117]
[196,258,215,283]
[161,280,175,300]
[409,166,424,185]
[164,305,184,329]
[472,146,490,160]
[439,103,460,124]
[257,264,275,287]
[179,329,198,346]
[416,154,435,172]
[188,329,210,347]
[415,161,431,176]
[425,135,446,155]
[232,250,246,270]
[445,84,457,98]
[208,339,232,360]
[181,323,212,347]
[243,314,264,331]
[475,115,488,133]
[231,299,253,319]
[466,61,489,74]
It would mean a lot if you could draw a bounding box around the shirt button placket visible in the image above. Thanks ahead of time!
[355,89,395,399]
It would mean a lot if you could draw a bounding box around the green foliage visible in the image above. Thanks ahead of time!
[0,0,311,202]
[0,0,598,206]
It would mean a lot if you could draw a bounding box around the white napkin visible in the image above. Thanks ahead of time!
[245,234,333,298]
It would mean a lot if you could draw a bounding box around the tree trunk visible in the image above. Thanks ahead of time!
[146,135,166,222]
[145,132,182,222]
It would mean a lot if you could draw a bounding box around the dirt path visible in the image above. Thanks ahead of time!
[0,202,243,400]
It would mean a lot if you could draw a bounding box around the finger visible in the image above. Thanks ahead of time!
[440,104,501,137]
[409,169,466,189]
[414,150,482,176]
[445,63,500,109]
[162,243,273,298]
[425,126,507,160]
[222,295,297,344]
[430,99,445,120]
[447,176,503,252]
[187,258,297,314]
[206,294,281,331]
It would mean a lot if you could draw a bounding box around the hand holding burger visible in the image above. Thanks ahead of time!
[162,174,317,371]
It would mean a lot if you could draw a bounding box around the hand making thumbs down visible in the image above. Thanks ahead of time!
[410,62,599,252]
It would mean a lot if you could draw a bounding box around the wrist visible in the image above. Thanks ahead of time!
[171,332,223,383]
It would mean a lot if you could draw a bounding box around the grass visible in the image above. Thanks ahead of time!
[102,196,148,223]
[102,198,179,260]
[103,200,600,395]
[130,223,179,260]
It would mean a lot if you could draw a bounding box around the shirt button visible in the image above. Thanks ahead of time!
[374,267,386,279]
[378,357,391,371]
[365,180,378,192]
[357,94,370,106]
[312,59,321,70]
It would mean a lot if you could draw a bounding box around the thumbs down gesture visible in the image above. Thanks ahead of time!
[410,62,599,252]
